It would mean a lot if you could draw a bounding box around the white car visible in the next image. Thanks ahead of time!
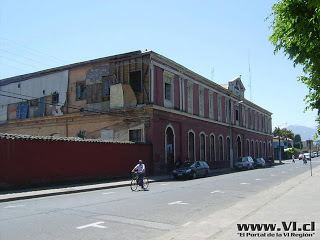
[303,153,311,160]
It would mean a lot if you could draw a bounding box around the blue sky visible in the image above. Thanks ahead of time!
[0,0,317,129]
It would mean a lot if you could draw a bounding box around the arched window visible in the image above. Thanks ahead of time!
[188,131,195,161]
[246,139,250,156]
[259,142,262,157]
[255,141,259,158]
[236,136,242,159]
[268,141,272,157]
[251,140,254,157]
[200,132,206,161]
[165,125,175,170]
[219,136,224,161]
[226,137,231,161]
[263,142,266,157]
[209,134,215,162]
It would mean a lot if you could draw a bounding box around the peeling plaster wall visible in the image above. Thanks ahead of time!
[0,71,68,121]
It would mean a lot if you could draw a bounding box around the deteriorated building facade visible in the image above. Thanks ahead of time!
[0,50,273,173]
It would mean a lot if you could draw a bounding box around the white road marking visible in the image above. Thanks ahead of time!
[96,214,174,230]
[270,174,276,177]
[168,201,189,205]
[255,178,263,181]
[4,205,25,209]
[240,182,250,185]
[102,192,115,195]
[182,221,193,227]
[200,221,209,225]
[210,190,224,194]
[77,222,107,229]
[160,183,169,186]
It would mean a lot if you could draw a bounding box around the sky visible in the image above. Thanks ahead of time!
[0,0,317,129]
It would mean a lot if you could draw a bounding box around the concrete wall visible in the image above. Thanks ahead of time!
[0,70,69,121]
[0,109,151,140]
[0,138,153,188]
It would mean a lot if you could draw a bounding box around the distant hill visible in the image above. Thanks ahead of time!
[287,125,317,141]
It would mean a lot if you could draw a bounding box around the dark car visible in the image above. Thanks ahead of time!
[172,161,209,180]
[253,157,266,168]
[234,156,255,170]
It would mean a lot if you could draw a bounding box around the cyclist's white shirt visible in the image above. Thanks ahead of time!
[133,163,145,173]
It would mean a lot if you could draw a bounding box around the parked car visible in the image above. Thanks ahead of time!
[172,161,209,180]
[304,153,311,160]
[298,154,304,160]
[234,156,255,170]
[312,152,318,157]
[253,157,266,168]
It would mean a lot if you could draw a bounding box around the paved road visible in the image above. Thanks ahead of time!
[0,159,318,240]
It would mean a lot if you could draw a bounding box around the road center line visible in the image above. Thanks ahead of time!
[102,192,115,195]
[182,221,193,227]
[168,201,189,205]
[210,190,224,194]
[240,182,250,185]
[76,222,107,229]
[4,205,25,209]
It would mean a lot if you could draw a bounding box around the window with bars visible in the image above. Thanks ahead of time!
[129,129,142,143]
[52,92,59,104]
[76,82,86,101]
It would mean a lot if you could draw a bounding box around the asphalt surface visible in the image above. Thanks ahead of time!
[0,159,318,240]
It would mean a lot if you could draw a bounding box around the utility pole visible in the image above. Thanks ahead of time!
[278,135,282,163]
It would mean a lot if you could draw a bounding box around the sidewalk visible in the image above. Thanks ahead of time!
[156,165,320,240]
[0,168,232,203]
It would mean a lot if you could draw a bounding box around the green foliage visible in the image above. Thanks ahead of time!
[269,0,320,127]
[273,127,294,140]
[293,134,303,148]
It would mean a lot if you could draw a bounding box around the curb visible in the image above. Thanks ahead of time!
[0,178,168,203]
[0,168,233,203]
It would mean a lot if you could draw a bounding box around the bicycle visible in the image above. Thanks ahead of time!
[130,172,149,191]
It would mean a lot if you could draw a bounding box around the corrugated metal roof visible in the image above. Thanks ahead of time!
[0,133,134,144]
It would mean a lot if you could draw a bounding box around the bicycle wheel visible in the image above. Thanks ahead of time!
[130,179,138,191]
[143,177,149,190]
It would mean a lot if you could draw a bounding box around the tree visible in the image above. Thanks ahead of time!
[273,127,294,140]
[269,0,320,130]
[273,127,283,138]
[294,134,303,149]
[282,128,294,141]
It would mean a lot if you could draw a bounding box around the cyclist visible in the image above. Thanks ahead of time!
[131,160,146,189]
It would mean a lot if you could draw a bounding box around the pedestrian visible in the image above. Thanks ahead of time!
[292,154,295,163]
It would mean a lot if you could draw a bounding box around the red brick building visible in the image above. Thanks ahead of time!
[0,50,273,174]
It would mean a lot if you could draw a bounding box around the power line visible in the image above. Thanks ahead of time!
[0,90,102,114]
[0,37,66,65]
[0,48,57,68]
[0,61,30,73]
[0,55,40,69]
